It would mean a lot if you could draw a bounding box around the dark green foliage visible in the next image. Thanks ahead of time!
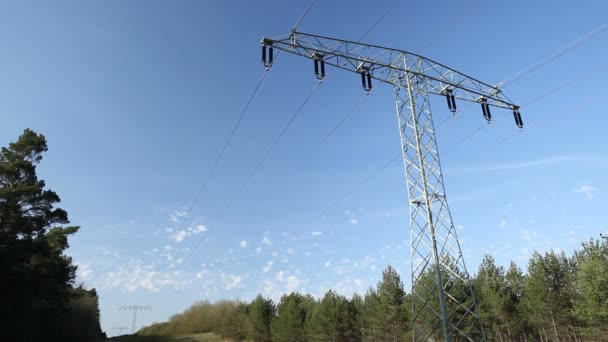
[271,292,315,342]
[573,237,608,338]
[138,238,608,342]
[376,266,409,341]
[248,295,275,342]
[0,129,104,341]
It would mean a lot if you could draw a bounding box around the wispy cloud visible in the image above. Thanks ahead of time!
[349,219,358,225]
[286,276,300,292]
[574,185,597,199]
[311,231,322,236]
[193,225,207,233]
[521,229,539,241]
[262,237,272,245]
[262,260,274,273]
[77,263,93,280]
[173,230,188,242]
[449,155,608,172]
[240,240,248,248]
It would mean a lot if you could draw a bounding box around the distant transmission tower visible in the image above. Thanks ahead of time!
[112,326,131,335]
[119,305,151,334]
[261,31,525,341]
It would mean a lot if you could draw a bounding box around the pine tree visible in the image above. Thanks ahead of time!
[0,129,85,341]
[573,237,608,339]
[248,295,275,342]
[377,266,409,342]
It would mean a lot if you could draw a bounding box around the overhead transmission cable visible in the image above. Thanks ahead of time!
[293,0,316,30]
[444,70,596,154]
[178,1,318,257]
[318,71,597,216]
[434,22,608,133]
[501,23,607,88]
[219,1,402,213]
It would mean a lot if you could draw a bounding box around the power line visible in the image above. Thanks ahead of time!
[176,1,319,257]
[416,0,480,53]
[319,153,401,217]
[502,23,607,88]
[444,70,595,154]
[221,80,324,213]
[434,23,607,134]
[293,0,316,30]
[319,70,596,216]
[218,0,402,214]
[359,0,400,41]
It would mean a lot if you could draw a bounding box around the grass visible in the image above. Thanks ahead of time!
[107,332,222,342]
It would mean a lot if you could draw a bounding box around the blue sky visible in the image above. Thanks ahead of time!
[1,0,607,336]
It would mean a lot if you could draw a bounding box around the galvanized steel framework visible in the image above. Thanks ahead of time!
[262,30,523,341]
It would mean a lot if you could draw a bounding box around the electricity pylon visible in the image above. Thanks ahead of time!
[119,305,151,334]
[261,30,524,341]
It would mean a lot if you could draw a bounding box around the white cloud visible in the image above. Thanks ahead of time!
[77,263,93,280]
[288,248,295,255]
[521,229,538,241]
[102,260,191,292]
[262,260,274,273]
[499,220,508,228]
[173,230,188,242]
[324,261,331,268]
[175,210,188,217]
[262,237,272,245]
[256,247,262,254]
[450,155,608,172]
[574,185,597,199]
[193,225,208,233]
[311,231,322,236]
[349,219,358,225]
[240,240,248,248]
[276,271,285,281]
[287,276,300,292]
[221,273,245,290]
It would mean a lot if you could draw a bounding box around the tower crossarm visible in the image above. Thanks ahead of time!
[262,31,518,111]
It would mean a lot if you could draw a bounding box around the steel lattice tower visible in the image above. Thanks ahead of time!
[261,31,524,341]
[119,305,151,334]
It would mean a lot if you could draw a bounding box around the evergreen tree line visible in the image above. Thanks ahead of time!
[141,238,608,342]
[0,130,105,341]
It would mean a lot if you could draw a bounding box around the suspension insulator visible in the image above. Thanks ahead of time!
[484,103,492,121]
[445,90,456,113]
[268,47,274,65]
[513,108,524,128]
[320,60,325,79]
[361,72,366,89]
[314,59,319,77]
[262,45,267,65]
[361,72,372,91]
[446,93,452,111]
[480,99,491,122]
[450,94,457,113]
